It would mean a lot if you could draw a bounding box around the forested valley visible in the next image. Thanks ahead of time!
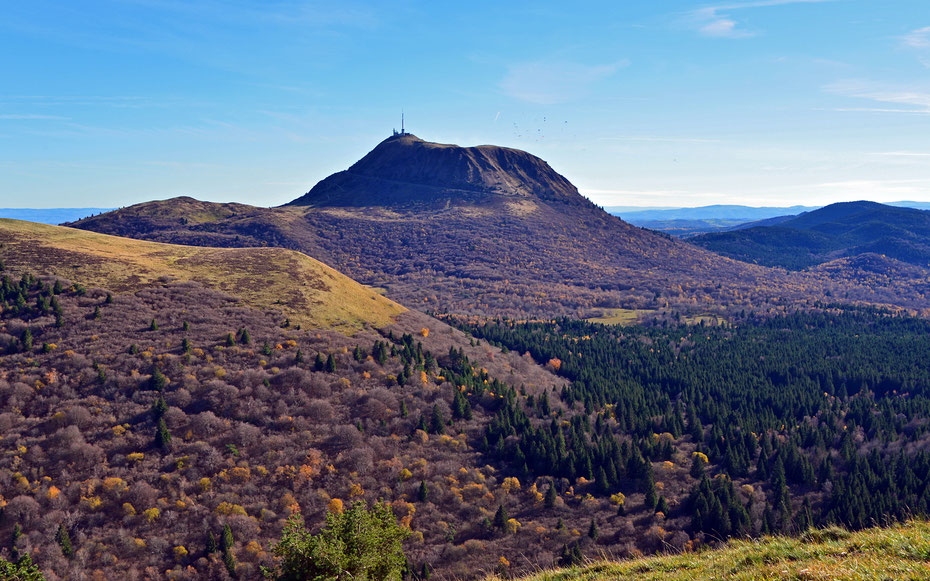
[452,307,930,551]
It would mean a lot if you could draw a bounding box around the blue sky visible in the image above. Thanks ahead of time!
[1,0,929,208]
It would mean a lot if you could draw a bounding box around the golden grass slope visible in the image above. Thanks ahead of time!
[0,218,405,332]
[501,521,930,581]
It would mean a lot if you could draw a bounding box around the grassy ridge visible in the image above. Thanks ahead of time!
[501,521,930,581]
[0,218,405,332]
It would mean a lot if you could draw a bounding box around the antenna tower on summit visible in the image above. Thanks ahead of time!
[392,111,407,137]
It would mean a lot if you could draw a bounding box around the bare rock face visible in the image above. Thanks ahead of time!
[287,133,588,209]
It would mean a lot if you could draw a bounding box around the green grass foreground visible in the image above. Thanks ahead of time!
[501,521,930,581]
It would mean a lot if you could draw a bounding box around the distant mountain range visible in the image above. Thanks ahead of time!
[608,204,819,222]
[609,202,930,237]
[68,132,914,317]
[690,201,930,270]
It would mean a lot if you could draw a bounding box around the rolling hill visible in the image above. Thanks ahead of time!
[0,218,584,579]
[68,134,930,317]
[0,218,405,332]
[691,201,930,270]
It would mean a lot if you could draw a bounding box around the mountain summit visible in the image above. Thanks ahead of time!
[287,133,586,209]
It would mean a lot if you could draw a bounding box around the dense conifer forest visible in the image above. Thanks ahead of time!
[454,308,930,542]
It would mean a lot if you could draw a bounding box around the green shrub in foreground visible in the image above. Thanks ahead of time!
[264,500,409,581]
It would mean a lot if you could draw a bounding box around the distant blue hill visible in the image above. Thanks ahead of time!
[610,202,930,237]
[0,208,116,225]
[608,204,820,222]
[690,201,930,270]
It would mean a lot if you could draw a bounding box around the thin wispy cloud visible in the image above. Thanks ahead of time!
[825,80,930,113]
[901,26,930,67]
[500,60,628,105]
[688,0,834,39]
[828,107,930,114]
[871,152,930,158]
[812,178,930,198]
[902,26,930,49]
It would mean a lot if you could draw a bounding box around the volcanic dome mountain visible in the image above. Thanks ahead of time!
[288,133,586,209]
[69,134,927,316]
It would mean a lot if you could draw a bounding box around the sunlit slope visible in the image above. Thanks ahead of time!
[0,218,405,331]
[501,521,930,581]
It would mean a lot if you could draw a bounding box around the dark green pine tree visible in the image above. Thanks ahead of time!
[314,353,325,371]
[149,366,167,391]
[596,466,610,494]
[221,523,234,553]
[226,332,236,347]
[151,395,168,420]
[544,481,557,509]
[644,475,658,511]
[10,523,22,562]
[56,524,73,558]
[429,405,446,435]
[325,353,337,373]
[155,418,172,449]
[295,349,304,364]
[149,318,158,331]
[493,505,509,531]
[223,550,237,576]
[95,364,106,385]
[206,530,217,554]
[417,481,429,503]
[452,389,472,420]
[657,495,670,515]
[587,518,599,540]
[691,452,707,478]
[491,504,510,530]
